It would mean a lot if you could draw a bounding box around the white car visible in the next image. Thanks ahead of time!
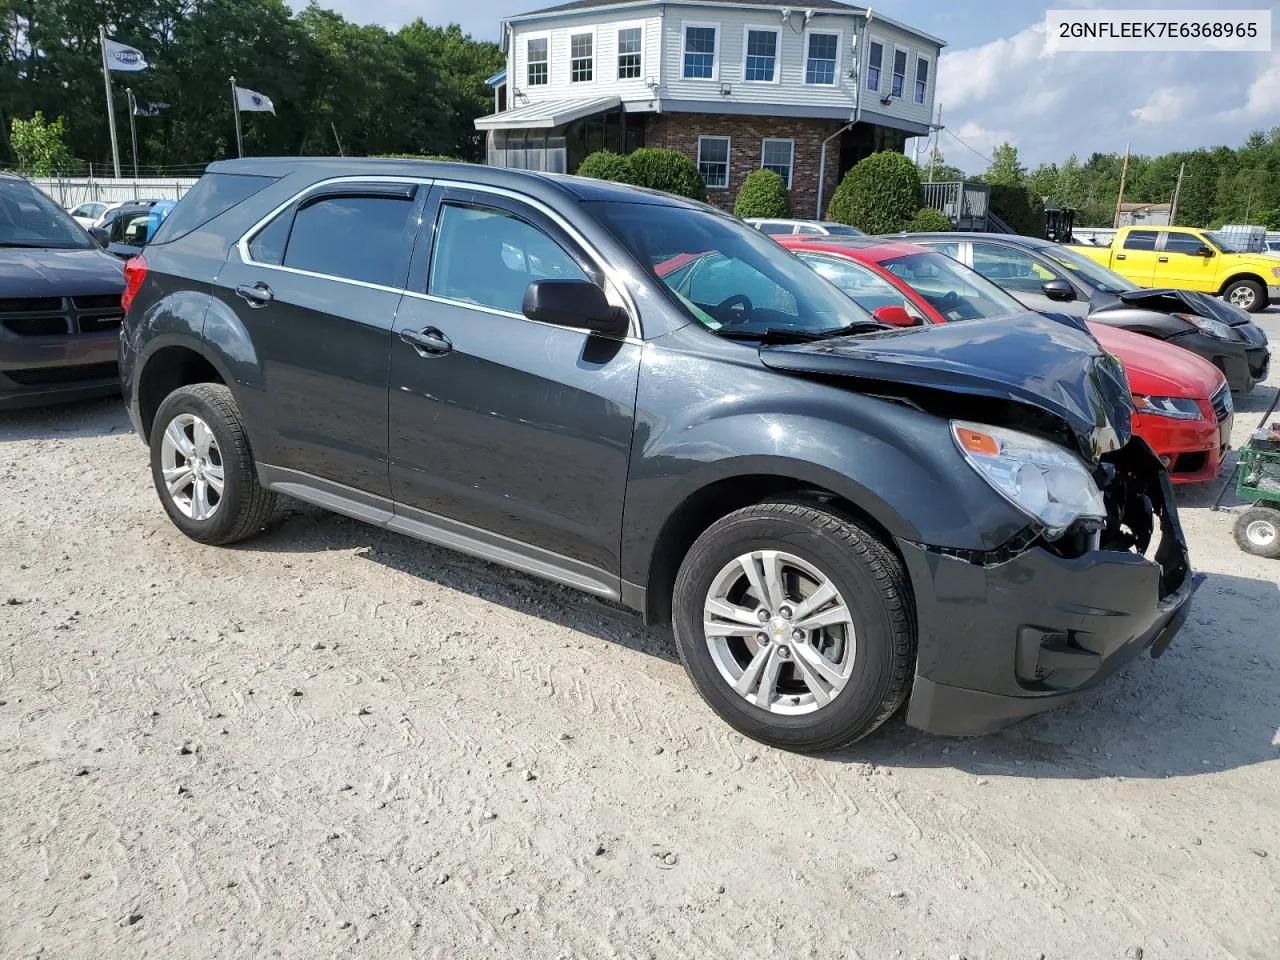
[746,218,865,237]
[67,201,109,229]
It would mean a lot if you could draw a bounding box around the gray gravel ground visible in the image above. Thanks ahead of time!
[1,312,1277,960]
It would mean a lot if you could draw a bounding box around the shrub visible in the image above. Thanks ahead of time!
[576,150,637,184]
[906,207,953,232]
[733,169,789,219]
[826,150,921,234]
[987,184,1044,237]
[375,153,467,162]
[627,148,707,202]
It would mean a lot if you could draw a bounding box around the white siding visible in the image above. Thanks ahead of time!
[861,19,938,130]
[510,12,662,105]
[662,11,859,108]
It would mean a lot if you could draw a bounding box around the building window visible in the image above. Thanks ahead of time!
[527,37,548,87]
[866,40,882,91]
[744,28,779,82]
[804,32,839,85]
[761,138,794,189]
[891,48,907,97]
[617,27,642,79]
[683,24,718,80]
[697,135,730,189]
[571,32,593,83]
[914,55,929,104]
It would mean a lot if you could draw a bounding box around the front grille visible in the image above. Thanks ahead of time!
[1210,384,1232,423]
[2,316,70,336]
[0,297,62,313]
[77,313,123,334]
[5,362,119,386]
[72,294,122,310]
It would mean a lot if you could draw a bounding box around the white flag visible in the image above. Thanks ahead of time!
[103,37,148,72]
[235,86,275,114]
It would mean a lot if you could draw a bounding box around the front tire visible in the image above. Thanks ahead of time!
[672,502,915,752]
[149,383,276,545]
[1223,278,1266,313]
[1234,505,1280,558]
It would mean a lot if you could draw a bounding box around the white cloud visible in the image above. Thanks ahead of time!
[1130,85,1196,124]
[1220,52,1280,122]
[937,23,1048,109]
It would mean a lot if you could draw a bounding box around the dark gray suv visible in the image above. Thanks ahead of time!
[120,159,1197,750]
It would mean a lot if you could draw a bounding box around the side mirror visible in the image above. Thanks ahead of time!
[1196,245,1215,258]
[88,226,110,248]
[522,280,628,336]
[1041,278,1076,302]
[872,304,917,327]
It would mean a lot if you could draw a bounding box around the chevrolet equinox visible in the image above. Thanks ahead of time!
[121,159,1198,751]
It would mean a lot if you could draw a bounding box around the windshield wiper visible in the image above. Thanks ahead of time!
[0,241,76,249]
[715,320,888,344]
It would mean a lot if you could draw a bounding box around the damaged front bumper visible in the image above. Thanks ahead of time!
[898,440,1200,737]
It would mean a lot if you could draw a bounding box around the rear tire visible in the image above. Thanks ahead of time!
[149,383,276,545]
[672,502,915,752]
[1223,278,1266,313]
[1234,505,1280,558]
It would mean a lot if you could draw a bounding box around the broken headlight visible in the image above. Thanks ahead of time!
[952,421,1106,539]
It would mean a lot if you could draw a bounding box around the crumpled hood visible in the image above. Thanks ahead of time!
[760,313,1132,462]
[1106,287,1252,326]
[0,247,124,299]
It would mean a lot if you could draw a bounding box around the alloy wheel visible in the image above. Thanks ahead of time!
[1229,286,1257,309]
[159,413,224,521]
[703,550,855,715]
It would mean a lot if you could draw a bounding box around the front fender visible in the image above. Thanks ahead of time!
[619,333,1030,587]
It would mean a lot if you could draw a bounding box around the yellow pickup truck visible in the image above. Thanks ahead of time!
[1071,225,1280,313]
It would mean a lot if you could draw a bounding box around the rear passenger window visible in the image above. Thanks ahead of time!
[283,195,416,288]
[1122,230,1157,251]
[428,204,589,315]
[248,212,291,265]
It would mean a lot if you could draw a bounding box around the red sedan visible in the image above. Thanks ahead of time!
[778,236,1233,484]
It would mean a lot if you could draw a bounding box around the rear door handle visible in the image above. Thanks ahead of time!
[235,282,274,307]
[1115,254,1126,261]
[400,326,452,356]
[1157,256,1169,263]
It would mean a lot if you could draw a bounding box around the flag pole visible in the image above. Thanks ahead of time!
[99,26,122,178]
[230,76,243,158]
[127,88,139,179]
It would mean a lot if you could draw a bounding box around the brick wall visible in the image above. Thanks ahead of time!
[643,112,845,217]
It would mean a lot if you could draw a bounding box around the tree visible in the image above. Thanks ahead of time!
[10,112,76,175]
[916,145,966,183]
[826,151,921,233]
[627,148,706,201]
[906,208,951,232]
[576,150,637,184]
[733,169,789,218]
[984,142,1025,187]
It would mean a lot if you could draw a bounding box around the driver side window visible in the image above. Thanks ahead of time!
[970,243,1055,295]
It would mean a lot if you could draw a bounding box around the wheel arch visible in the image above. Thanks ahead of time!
[1219,272,1267,295]
[135,341,231,444]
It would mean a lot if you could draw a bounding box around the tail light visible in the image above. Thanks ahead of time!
[121,254,148,315]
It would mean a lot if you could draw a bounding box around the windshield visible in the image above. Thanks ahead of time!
[878,250,1024,321]
[586,201,872,334]
[1042,243,1138,294]
[0,179,93,250]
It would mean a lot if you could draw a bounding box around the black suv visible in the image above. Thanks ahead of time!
[121,159,1198,750]
[0,174,126,408]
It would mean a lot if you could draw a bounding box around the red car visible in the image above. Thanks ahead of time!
[778,236,1233,484]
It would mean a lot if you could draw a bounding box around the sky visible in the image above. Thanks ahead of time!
[289,0,1280,173]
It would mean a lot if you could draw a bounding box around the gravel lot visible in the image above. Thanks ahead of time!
[2,313,1277,960]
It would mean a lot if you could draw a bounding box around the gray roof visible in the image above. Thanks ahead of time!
[513,0,863,18]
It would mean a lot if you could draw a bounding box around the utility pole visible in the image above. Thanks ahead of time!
[1112,142,1130,229]
[1168,161,1185,226]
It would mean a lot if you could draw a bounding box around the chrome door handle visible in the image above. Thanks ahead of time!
[1157,256,1169,262]
[1115,254,1126,261]
[400,326,452,356]
[235,282,274,307]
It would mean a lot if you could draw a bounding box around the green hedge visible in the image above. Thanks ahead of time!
[733,169,789,219]
[906,207,953,232]
[988,184,1044,237]
[627,148,707,202]
[374,153,467,162]
[575,150,638,184]
[826,151,921,234]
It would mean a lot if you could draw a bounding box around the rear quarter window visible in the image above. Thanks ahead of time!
[150,172,277,244]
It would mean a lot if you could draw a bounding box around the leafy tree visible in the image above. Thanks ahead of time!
[987,184,1043,236]
[916,145,966,183]
[11,112,76,175]
[733,169,789,218]
[984,142,1025,187]
[826,150,921,233]
[576,150,636,183]
[906,207,951,232]
[627,147,706,201]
